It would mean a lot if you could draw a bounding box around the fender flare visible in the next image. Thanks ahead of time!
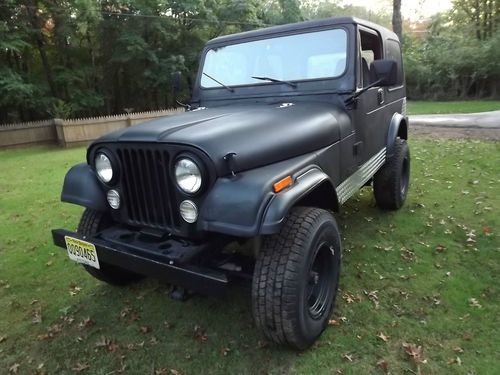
[61,163,108,212]
[387,113,408,157]
[260,168,338,235]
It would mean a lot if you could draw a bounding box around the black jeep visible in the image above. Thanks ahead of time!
[52,16,409,350]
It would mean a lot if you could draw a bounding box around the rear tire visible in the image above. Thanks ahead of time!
[77,209,141,286]
[252,207,341,350]
[373,138,410,210]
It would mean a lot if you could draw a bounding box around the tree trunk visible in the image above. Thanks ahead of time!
[392,0,403,41]
[26,2,58,98]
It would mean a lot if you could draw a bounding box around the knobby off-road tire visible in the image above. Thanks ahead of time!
[373,138,410,210]
[252,207,341,350]
[77,209,141,286]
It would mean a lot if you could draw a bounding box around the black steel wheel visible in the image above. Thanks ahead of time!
[77,209,142,286]
[373,138,410,210]
[252,207,341,350]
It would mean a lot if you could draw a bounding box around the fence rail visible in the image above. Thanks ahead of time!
[0,108,184,148]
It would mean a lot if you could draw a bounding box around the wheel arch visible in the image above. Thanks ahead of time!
[260,168,340,235]
[61,163,108,212]
[387,112,408,157]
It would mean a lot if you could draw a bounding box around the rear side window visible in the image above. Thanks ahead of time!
[385,39,403,85]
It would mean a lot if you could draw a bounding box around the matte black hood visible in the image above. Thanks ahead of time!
[94,102,350,175]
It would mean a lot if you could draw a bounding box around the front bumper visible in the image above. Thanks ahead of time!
[51,228,229,296]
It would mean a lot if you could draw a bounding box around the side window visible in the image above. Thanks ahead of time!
[359,30,382,87]
[385,39,404,86]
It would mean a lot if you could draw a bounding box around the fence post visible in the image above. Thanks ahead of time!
[54,118,66,147]
[126,115,132,127]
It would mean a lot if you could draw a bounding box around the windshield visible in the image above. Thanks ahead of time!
[201,28,347,88]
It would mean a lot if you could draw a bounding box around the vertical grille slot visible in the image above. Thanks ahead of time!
[116,146,176,230]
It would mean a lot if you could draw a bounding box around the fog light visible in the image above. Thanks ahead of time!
[107,189,120,209]
[180,200,198,223]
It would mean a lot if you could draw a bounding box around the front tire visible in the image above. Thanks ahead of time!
[252,207,341,350]
[373,138,410,210]
[77,209,141,286]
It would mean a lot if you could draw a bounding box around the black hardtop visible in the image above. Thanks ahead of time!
[206,16,399,46]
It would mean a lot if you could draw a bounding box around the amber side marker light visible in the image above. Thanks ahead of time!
[273,175,293,193]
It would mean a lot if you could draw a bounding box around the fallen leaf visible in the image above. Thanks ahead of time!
[220,347,230,356]
[32,308,42,324]
[193,325,208,342]
[78,317,94,330]
[341,353,354,362]
[328,319,340,326]
[72,362,89,372]
[377,332,389,342]
[8,363,20,374]
[0,336,7,343]
[447,357,462,365]
[170,369,182,375]
[468,298,482,308]
[37,323,63,340]
[364,290,379,308]
[402,342,426,364]
[453,347,464,353]
[140,326,151,334]
[376,359,389,373]
[435,245,446,253]
[482,225,492,235]
[95,336,111,348]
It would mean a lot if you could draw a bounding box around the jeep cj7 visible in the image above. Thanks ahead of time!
[52,17,409,350]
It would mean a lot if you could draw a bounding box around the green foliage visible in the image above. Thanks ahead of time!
[0,0,499,122]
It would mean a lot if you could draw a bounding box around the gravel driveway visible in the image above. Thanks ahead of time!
[409,110,500,140]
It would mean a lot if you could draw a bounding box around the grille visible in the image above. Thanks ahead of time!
[116,146,179,230]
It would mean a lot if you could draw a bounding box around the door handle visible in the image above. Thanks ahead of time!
[377,88,384,105]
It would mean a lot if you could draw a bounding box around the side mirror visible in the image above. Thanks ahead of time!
[370,59,398,86]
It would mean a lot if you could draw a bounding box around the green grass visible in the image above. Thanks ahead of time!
[408,100,500,115]
[0,141,499,374]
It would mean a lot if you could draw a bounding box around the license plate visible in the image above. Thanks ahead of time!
[65,236,100,269]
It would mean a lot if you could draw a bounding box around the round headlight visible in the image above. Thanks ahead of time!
[107,189,120,209]
[180,200,198,223]
[95,153,113,183]
[175,158,202,194]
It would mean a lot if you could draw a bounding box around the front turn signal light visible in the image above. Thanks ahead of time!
[273,175,293,193]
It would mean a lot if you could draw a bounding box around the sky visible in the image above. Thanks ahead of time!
[343,0,453,20]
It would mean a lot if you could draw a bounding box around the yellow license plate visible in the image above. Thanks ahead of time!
[65,236,100,269]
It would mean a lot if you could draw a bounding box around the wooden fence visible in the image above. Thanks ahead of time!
[0,108,184,148]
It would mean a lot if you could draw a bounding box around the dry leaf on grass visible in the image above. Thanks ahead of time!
[468,298,482,308]
[8,363,20,374]
[78,317,94,330]
[341,353,354,362]
[71,362,89,372]
[193,325,208,342]
[447,357,462,365]
[377,332,389,342]
[32,308,42,324]
[402,342,427,364]
[376,359,389,373]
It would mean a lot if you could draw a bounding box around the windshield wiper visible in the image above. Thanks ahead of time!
[251,76,297,88]
[202,72,234,92]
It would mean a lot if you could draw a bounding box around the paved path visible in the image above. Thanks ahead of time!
[409,110,500,129]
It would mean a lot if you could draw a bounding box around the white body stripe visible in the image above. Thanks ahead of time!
[337,147,386,205]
